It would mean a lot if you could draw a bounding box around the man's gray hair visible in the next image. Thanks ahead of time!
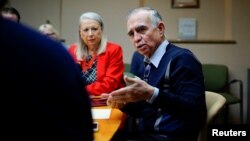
[127,7,163,27]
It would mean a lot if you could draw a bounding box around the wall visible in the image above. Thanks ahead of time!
[232,0,250,124]
[248,69,250,124]
[9,0,61,33]
[9,0,250,124]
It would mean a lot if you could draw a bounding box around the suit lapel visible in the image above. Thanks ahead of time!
[147,45,172,86]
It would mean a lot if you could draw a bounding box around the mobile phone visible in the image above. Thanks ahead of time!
[93,122,99,132]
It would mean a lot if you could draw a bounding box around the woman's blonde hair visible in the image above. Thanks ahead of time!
[76,12,107,60]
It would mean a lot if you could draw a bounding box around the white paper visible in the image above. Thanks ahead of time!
[91,109,111,119]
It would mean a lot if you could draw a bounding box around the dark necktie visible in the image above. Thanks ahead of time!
[143,59,151,82]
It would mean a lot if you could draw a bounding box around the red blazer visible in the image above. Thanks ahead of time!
[68,42,125,95]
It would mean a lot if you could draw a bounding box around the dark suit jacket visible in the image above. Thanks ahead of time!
[123,43,207,141]
[0,17,93,141]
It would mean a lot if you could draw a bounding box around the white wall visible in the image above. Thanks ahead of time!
[9,0,61,32]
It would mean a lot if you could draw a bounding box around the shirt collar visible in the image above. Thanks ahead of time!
[144,40,169,68]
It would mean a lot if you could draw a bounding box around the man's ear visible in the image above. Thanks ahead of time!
[157,22,165,37]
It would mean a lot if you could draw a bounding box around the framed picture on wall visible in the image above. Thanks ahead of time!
[172,0,199,8]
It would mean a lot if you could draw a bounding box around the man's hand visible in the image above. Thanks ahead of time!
[101,93,125,109]
[102,76,154,108]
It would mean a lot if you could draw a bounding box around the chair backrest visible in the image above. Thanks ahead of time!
[198,91,226,141]
[124,63,131,72]
[205,91,226,123]
[202,64,228,92]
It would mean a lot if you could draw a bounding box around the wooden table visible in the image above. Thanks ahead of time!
[92,106,124,141]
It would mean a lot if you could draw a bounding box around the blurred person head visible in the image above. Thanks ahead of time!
[1,6,20,22]
[76,12,107,60]
[0,0,8,8]
[38,23,60,41]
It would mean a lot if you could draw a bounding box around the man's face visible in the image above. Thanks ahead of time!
[1,12,18,22]
[127,11,163,58]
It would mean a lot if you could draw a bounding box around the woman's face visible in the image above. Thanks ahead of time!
[80,19,102,50]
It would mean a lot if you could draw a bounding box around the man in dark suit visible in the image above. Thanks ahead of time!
[105,7,207,141]
[0,0,93,140]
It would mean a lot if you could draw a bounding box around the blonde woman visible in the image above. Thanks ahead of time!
[68,12,125,96]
